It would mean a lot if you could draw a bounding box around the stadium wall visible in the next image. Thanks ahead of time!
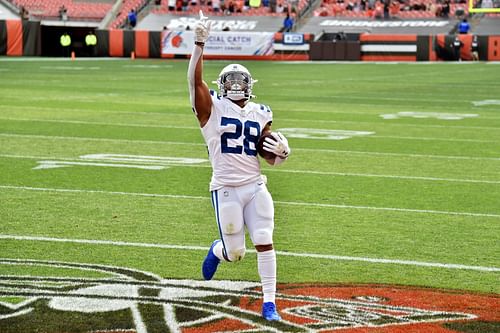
[1,20,500,61]
[0,19,41,56]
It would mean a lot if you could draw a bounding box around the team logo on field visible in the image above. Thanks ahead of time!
[0,259,497,333]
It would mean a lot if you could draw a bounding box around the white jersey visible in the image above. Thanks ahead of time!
[201,90,273,191]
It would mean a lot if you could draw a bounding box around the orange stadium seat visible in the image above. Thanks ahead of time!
[9,0,113,20]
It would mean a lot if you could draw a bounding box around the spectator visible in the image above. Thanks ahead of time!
[276,0,285,13]
[383,0,390,18]
[481,0,493,7]
[458,18,470,34]
[168,0,176,10]
[213,0,221,11]
[20,6,29,20]
[283,13,294,32]
[59,5,68,21]
[127,9,137,28]
[441,0,450,17]
[176,0,183,11]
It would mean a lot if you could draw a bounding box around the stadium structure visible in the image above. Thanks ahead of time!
[0,0,499,61]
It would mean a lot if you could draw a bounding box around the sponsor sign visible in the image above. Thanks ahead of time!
[319,20,450,28]
[162,30,274,56]
[283,33,304,45]
[166,17,259,31]
[1,259,497,333]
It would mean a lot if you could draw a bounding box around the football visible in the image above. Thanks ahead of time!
[257,132,276,160]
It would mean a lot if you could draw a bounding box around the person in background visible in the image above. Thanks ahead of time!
[471,34,479,61]
[458,18,470,34]
[283,12,294,32]
[59,5,68,21]
[20,6,29,20]
[60,32,71,57]
[127,9,137,28]
[451,34,463,61]
[85,31,97,57]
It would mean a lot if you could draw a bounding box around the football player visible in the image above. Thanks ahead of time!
[187,11,291,321]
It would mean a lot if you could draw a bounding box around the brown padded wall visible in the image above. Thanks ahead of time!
[149,31,161,58]
[95,30,109,56]
[123,29,135,57]
[0,21,6,55]
[22,20,41,56]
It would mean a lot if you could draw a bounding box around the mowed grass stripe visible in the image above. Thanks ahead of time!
[1,234,498,273]
[2,154,500,185]
[1,60,499,295]
[0,117,498,144]
[1,185,499,218]
[1,136,498,183]
[3,102,500,119]
[1,121,498,158]
[2,132,499,162]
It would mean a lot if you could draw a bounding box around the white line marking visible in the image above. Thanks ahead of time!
[0,235,498,273]
[373,135,496,144]
[2,117,499,143]
[0,133,206,147]
[275,168,500,184]
[1,154,498,184]
[1,133,499,161]
[33,161,166,170]
[0,117,198,130]
[0,185,499,218]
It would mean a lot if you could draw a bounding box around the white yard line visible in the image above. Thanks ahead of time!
[0,234,498,273]
[0,185,499,218]
[0,118,498,143]
[1,153,499,184]
[0,117,198,130]
[1,133,499,161]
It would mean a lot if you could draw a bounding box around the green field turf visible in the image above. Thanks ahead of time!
[0,59,499,330]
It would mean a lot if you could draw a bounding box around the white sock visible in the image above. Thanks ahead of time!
[213,240,225,261]
[257,249,276,303]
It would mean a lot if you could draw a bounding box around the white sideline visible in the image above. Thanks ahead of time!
[1,185,500,218]
[0,234,498,273]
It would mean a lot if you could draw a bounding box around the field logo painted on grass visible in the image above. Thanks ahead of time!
[33,154,208,170]
[1,259,497,333]
[380,112,478,120]
[472,99,500,106]
[278,128,374,140]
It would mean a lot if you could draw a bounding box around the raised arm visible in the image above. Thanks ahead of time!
[187,11,212,128]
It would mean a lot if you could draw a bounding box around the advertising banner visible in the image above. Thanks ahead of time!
[161,30,274,56]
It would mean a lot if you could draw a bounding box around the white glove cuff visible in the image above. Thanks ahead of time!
[273,155,288,166]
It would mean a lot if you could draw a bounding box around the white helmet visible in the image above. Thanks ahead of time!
[213,64,257,101]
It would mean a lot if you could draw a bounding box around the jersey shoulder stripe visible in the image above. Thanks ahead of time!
[209,89,221,100]
[258,104,272,114]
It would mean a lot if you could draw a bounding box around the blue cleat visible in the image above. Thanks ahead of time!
[202,240,221,280]
[262,302,281,321]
